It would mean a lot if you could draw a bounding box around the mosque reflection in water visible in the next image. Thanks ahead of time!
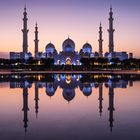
[9,74,134,133]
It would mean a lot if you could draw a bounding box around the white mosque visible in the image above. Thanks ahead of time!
[45,38,98,65]
[10,6,130,64]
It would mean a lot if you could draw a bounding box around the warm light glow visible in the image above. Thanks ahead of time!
[66,75,71,84]
[66,58,71,65]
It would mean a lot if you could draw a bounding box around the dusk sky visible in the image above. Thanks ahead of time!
[0,0,140,58]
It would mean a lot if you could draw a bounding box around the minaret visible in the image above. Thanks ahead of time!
[98,23,103,57]
[22,6,29,54]
[22,88,29,133]
[34,23,39,58]
[108,6,115,53]
[98,83,103,116]
[34,82,39,118]
[108,87,115,132]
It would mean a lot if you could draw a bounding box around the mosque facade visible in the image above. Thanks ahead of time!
[45,39,97,65]
[10,6,130,63]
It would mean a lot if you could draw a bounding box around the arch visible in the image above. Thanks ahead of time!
[65,57,71,65]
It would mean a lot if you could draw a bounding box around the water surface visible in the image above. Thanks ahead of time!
[0,74,140,140]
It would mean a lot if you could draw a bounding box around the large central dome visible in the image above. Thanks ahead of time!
[62,38,75,52]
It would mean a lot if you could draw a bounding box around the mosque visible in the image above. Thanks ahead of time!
[10,6,130,63]
[45,38,97,65]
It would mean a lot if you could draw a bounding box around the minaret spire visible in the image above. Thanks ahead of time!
[22,88,29,134]
[34,22,39,58]
[24,5,26,12]
[98,22,103,57]
[110,5,112,11]
[22,6,29,54]
[108,6,115,53]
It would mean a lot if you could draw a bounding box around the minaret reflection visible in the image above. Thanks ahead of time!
[129,80,133,87]
[98,83,103,117]
[108,87,115,132]
[22,88,29,133]
[34,82,39,118]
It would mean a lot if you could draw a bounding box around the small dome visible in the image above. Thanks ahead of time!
[79,83,92,97]
[46,83,57,97]
[62,38,75,52]
[82,43,92,53]
[82,87,92,97]
[46,43,55,49]
[46,43,57,54]
[94,52,99,56]
[83,43,92,49]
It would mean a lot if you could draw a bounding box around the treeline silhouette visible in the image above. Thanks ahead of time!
[80,74,140,83]
[0,74,140,83]
[0,57,140,70]
[80,57,140,70]
[0,58,54,70]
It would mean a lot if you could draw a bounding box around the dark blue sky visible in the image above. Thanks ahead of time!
[1,0,140,9]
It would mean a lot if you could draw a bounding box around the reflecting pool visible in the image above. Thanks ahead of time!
[0,74,140,140]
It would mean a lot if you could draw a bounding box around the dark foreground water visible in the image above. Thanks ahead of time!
[0,74,140,140]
